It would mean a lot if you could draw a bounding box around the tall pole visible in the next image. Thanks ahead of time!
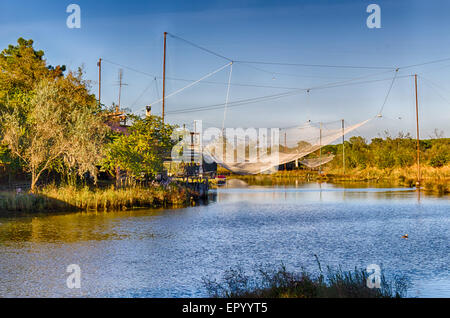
[116,69,127,112]
[97,58,102,106]
[118,69,123,110]
[319,122,322,175]
[415,74,421,187]
[284,132,287,171]
[342,119,345,174]
[162,32,167,123]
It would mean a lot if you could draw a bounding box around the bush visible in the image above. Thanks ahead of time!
[429,153,448,168]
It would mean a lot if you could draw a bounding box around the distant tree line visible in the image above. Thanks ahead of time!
[320,132,449,170]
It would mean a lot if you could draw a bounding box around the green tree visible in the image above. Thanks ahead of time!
[0,38,65,113]
[346,136,369,168]
[427,139,450,167]
[102,115,175,180]
[1,78,107,192]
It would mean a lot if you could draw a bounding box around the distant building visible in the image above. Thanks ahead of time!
[104,104,129,135]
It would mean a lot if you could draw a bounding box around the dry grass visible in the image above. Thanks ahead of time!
[221,165,449,194]
[0,183,192,213]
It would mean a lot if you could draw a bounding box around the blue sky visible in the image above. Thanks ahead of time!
[1,0,449,138]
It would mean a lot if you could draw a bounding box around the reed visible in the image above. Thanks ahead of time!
[203,262,408,298]
[224,165,449,194]
[423,180,449,195]
[0,183,193,213]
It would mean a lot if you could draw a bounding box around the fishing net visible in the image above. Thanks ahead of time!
[300,155,335,168]
[201,118,370,174]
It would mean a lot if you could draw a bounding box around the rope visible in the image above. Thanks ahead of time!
[148,62,232,106]
[420,75,450,106]
[400,56,450,70]
[239,63,354,80]
[131,80,154,108]
[167,74,413,115]
[101,58,306,89]
[154,77,160,100]
[222,62,233,130]
[167,33,233,62]
[235,60,395,70]
[377,68,399,116]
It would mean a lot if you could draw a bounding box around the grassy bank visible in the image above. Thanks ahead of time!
[0,183,194,213]
[203,262,408,298]
[220,165,449,194]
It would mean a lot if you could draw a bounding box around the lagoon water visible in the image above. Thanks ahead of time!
[0,180,448,297]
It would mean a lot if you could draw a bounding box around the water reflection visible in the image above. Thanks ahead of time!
[215,178,419,203]
[0,209,172,243]
[0,182,448,298]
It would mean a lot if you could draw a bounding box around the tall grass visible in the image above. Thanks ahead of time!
[203,262,409,298]
[423,180,449,195]
[0,183,193,213]
[0,191,69,212]
[223,165,449,194]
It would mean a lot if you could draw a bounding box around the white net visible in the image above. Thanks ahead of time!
[300,155,335,168]
[202,118,370,174]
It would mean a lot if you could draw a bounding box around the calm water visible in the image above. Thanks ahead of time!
[0,181,448,298]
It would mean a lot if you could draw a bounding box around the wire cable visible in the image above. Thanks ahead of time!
[167,32,233,62]
[234,60,395,70]
[149,62,232,106]
[420,75,450,106]
[222,62,233,130]
[378,68,399,115]
[167,74,413,115]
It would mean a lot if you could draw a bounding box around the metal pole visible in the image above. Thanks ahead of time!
[98,58,102,106]
[342,119,345,174]
[118,69,123,110]
[162,32,167,123]
[415,74,421,187]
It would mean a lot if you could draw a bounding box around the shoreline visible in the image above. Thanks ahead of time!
[1,170,447,215]
[219,165,449,194]
[0,183,202,214]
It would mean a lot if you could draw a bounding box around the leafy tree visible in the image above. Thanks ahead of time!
[1,78,107,192]
[427,139,450,168]
[0,38,106,190]
[102,115,175,180]
[346,136,369,168]
[0,38,65,114]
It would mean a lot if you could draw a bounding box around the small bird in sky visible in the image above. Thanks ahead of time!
[401,234,409,239]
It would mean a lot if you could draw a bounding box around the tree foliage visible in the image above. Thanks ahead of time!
[102,115,175,179]
[0,38,65,113]
[1,79,107,191]
[317,133,449,170]
[0,38,106,191]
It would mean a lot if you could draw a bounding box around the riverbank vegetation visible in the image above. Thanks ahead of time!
[203,262,408,298]
[220,133,449,194]
[0,183,193,213]
[0,37,448,213]
[0,38,184,212]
